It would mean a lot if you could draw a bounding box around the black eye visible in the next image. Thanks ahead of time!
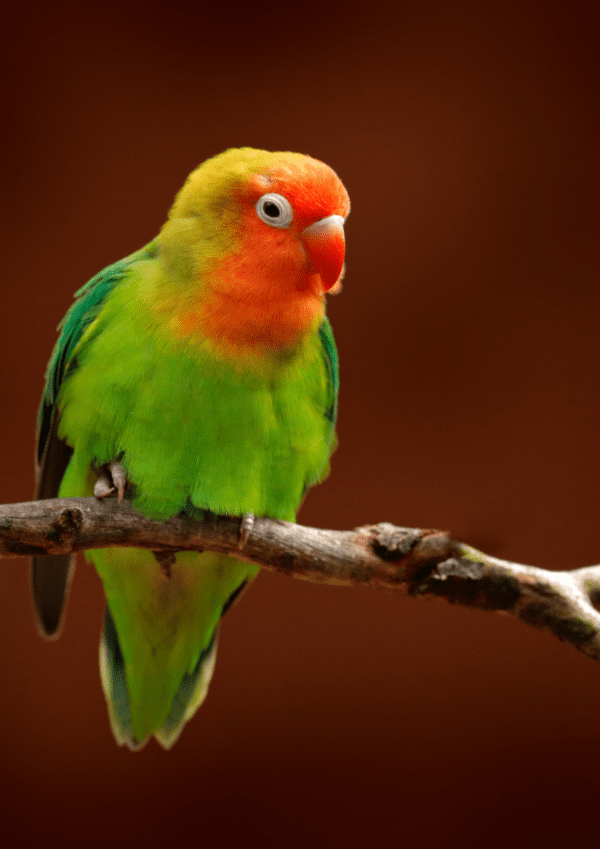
[255,193,293,228]
[264,202,280,218]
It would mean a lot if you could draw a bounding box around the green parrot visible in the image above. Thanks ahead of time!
[31,147,350,749]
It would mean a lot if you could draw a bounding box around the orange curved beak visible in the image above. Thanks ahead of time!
[301,215,346,292]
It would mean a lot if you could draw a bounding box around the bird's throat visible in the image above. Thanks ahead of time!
[176,286,324,358]
[174,252,326,359]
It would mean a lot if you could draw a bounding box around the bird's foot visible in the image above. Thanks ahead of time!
[238,514,255,550]
[94,461,128,503]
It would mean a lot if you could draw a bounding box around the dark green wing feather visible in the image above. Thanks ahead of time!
[317,316,339,436]
[32,243,157,638]
[297,316,338,502]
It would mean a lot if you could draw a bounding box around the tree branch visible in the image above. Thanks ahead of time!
[3,496,600,665]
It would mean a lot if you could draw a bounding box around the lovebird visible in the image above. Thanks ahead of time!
[31,147,350,749]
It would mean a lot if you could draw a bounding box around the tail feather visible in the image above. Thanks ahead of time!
[99,606,219,750]
[154,636,218,750]
[99,606,140,749]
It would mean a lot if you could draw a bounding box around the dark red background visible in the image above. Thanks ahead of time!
[2,1,600,845]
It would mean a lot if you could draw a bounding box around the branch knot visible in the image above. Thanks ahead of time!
[53,507,84,535]
[371,524,422,560]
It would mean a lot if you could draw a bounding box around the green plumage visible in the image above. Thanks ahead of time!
[32,148,342,749]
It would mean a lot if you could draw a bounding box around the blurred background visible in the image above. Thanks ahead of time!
[2,0,600,845]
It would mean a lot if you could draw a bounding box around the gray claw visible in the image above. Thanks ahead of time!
[238,514,255,550]
[108,461,127,503]
[94,474,115,499]
[94,461,128,502]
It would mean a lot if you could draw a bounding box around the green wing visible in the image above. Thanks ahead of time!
[32,243,157,638]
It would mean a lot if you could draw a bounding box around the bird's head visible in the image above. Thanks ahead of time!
[157,148,350,357]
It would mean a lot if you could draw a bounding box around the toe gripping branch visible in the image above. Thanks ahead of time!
[94,461,128,503]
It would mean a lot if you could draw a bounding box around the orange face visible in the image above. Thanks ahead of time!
[179,154,350,357]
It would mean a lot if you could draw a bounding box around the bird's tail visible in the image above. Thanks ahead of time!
[99,606,218,751]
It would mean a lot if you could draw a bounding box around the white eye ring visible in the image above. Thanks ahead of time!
[255,193,294,229]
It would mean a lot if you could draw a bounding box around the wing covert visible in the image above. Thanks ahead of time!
[317,316,339,439]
